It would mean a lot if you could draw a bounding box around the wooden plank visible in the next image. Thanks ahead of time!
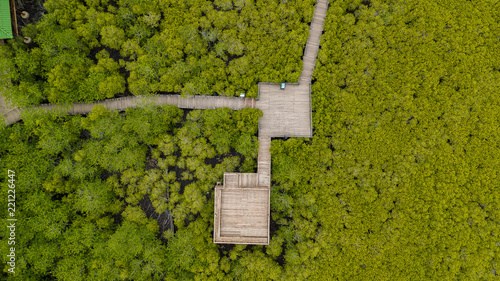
[239,173,259,187]
[221,217,268,226]
[220,207,268,216]
[223,173,239,188]
[221,214,268,224]
[242,228,267,237]
[215,236,268,245]
[9,0,18,37]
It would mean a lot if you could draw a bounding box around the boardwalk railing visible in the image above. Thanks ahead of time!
[309,82,313,137]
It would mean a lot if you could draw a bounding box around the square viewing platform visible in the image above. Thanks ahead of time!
[213,173,270,245]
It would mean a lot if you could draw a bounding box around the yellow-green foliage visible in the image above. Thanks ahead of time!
[299,0,500,279]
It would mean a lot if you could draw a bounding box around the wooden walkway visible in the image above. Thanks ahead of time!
[257,137,271,187]
[213,136,272,245]
[299,0,329,84]
[0,70,17,125]
[0,94,16,125]
[1,95,255,125]
[214,0,328,244]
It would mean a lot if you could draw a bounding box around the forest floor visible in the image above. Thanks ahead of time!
[14,0,47,32]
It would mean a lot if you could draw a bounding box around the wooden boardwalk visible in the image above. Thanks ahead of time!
[214,0,328,244]
[0,94,17,125]
[0,70,17,126]
[257,137,271,187]
[213,136,271,245]
[1,0,329,246]
[1,95,255,125]
[300,0,329,84]
[256,83,312,137]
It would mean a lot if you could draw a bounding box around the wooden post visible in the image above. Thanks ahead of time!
[10,0,18,37]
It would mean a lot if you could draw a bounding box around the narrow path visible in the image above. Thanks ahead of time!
[257,136,271,187]
[300,0,329,84]
[2,95,255,125]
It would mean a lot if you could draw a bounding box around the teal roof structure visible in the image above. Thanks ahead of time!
[0,0,13,39]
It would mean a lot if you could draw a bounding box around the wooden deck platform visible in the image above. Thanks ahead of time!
[213,184,270,245]
[256,83,312,138]
[214,136,272,245]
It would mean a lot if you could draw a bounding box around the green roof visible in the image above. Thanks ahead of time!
[0,0,13,39]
